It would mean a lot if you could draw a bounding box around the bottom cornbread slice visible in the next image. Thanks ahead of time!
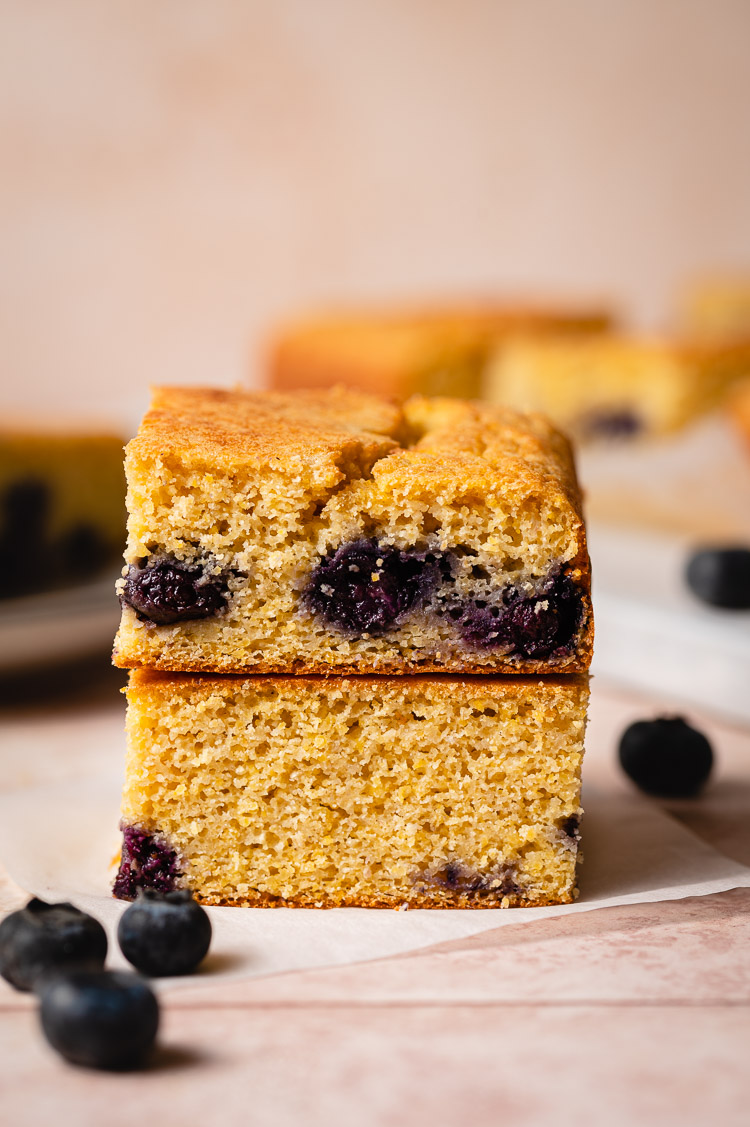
[115,670,589,908]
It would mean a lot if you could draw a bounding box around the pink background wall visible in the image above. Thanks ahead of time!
[2,0,750,427]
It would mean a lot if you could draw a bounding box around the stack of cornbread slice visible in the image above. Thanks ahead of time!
[112,387,591,908]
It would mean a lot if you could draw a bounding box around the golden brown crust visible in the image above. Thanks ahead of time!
[124,387,587,525]
[192,888,576,909]
[128,385,404,475]
[116,648,593,676]
[129,667,589,694]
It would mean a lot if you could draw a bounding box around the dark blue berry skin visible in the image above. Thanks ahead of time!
[0,478,118,597]
[686,547,750,609]
[113,825,182,900]
[457,571,584,657]
[117,890,212,977]
[0,478,51,596]
[305,539,441,636]
[121,557,229,624]
[618,717,714,798]
[0,899,108,993]
[580,409,642,440]
[39,970,159,1070]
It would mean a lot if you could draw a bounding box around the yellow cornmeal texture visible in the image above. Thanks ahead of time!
[484,334,750,439]
[122,671,589,908]
[268,305,612,400]
[113,387,592,675]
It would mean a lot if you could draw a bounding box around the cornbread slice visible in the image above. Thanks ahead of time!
[114,670,589,908]
[113,387,592,675]
[680,278,750,342]
[484,334,750,441]
[728,379,750,452]
[268,304,612,401]
[1,417,125,598]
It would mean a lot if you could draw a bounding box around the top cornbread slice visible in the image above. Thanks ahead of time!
[114,386,592,675]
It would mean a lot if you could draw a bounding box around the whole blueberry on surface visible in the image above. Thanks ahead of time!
[117,889,212,977]
[618,716,714,798]
[0,898,108,993]
[39,970,159,1070]
[685,546,750,609]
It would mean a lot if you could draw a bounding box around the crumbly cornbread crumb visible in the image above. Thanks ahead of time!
[113,387,592,675]
[117,670,589,908]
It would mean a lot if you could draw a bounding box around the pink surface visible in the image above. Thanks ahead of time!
[2,1,750,425]
[1,676,750,1124]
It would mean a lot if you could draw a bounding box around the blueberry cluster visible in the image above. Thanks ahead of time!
[304,539,442,635]
[416,861,521,901]
[113,825,182,900]
[121,556,230,624]
[0,890,211,1070]
[454,571,583,658]
[305,537,585,658]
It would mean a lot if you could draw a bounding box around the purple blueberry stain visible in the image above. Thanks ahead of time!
[579,409,642,440]
[121,556,230,625]
[304,539,442,636]
[414,860,521,900]
[455,571,584,658]
[113,825,183,901]
[559,814,581,842]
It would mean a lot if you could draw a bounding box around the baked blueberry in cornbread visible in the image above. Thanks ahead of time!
[1,419,125,597]
[113,387,592,675]
[484,334,750,441]
[268,304,612,401]
[115,670,589,908]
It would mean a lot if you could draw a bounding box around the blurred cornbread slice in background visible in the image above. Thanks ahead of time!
[267,303,613,401]
[1,417,125,598]
[680,278,750,342]
[484,334,750,442]
[728,379,750,453]
[115,669,589,908]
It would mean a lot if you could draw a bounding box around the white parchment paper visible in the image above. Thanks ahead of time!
[1,773,748,990]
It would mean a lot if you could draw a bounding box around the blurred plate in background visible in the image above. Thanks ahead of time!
[590,525,750,726]
[0,576,120,672]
